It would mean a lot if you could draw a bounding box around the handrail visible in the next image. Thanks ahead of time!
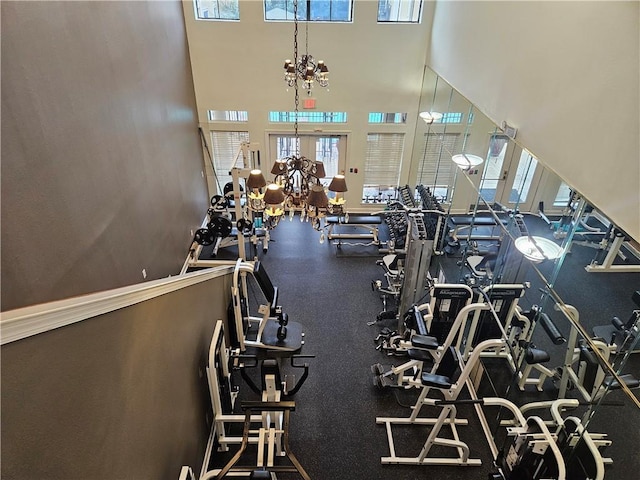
[0,265,235,345]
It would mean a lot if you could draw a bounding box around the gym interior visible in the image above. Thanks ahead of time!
[1,1,639,480]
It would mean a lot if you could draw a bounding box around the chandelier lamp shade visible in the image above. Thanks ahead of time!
[269,0,344,231]
[263,183,286,217]
[284,56,329,94]
[283,0,329,95]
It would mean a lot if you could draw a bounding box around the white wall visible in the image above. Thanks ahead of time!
[429,0,640,241]
[182,0,432,208]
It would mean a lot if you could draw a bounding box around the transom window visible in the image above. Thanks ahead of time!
[264,0,353,22]
[194,0,239,20]
[368,112,407,124]
[377,0,422,23]
[208,110,248,122]
[269,111,347,123]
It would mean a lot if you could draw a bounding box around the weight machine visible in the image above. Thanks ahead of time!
[375,336,610,478]
[191,319,311,479]
[376,338,507,467]
[229,259,305,354]
[372,292,488,389]
[518,304,640,402]
[186,142,277,270]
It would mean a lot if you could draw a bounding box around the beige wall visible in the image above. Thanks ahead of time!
[429,0,640,241]
[183,0,433,208]
[1,0,209,311]
[1,276,231,479]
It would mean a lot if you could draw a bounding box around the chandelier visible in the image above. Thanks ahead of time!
[248,0,342,232]
[236,0,343,236]
[283,0,329,95]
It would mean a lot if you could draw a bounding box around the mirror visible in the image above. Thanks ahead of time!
[406,66,639,476]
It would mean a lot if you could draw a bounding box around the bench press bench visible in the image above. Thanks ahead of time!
[448,214,508,241]
[326,214,382,245]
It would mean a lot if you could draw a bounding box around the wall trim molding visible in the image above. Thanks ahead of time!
[0,265,235,345]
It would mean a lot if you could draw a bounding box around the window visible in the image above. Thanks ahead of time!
[208,110,248,122]
[416,133,461,202]
[377,0,422,23]
[368,112,407,124]
[264,0,352,22]
[510,149,538,204]
[554,182,573,207]
[210,131,250,191]
[268,111,347,122]
[194,0,240,20]
[363,133,404,203]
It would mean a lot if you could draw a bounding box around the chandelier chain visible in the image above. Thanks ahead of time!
[293,0,299,155]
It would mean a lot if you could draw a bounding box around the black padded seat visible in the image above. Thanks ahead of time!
[420,373,453,389]
[261,320,304,352]
[449,216,500,227]
[603,374,640,390]
[326,215,382,225]
[407,348,432,362]
[250,471,271,480]
[420,346,459,389]
[411,334,439,350]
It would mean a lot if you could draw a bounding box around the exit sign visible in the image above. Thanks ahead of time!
[303,98,316,109]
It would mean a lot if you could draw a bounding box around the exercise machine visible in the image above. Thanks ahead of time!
[592,290,640,353]
[194,319,311,479]
[372,293,489,389]
[518,304,639,401]
[376,338,506,466]
[230,259,305,353]
[206,401,310,480]
[326,214,382,247]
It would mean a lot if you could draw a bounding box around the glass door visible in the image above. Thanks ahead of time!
[478,134,510,203]
[269,134,346,186]
[479,134,542,212]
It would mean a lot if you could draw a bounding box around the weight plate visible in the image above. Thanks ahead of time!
[209,215,232,238]
[194,228,214,246]
[223,182,242,198]
[236,218,253,235]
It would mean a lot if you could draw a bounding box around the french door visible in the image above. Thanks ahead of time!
[479,135,543,212]
[268,134,346,185]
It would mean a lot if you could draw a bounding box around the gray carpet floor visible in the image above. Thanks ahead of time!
[204,212,640,479]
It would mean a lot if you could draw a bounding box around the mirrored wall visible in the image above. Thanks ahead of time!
[407,66,639,477]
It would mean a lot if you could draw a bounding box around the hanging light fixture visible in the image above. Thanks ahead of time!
[452,153,484,171]
[514,236,563,263]
[271,0,344,231]
[419,111,443,124]
[283,0,329,96]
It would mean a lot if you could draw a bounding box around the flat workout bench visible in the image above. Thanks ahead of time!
[448,215,508,241]
[326,214,382,243]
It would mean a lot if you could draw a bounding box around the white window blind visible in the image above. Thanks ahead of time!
[210,131,250,192]
[416,133,461,190]
[364,133,404,188]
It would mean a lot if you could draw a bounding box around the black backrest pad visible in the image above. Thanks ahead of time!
[436,346,460,382]
[430,286,473,344]
[253,261,278,306]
